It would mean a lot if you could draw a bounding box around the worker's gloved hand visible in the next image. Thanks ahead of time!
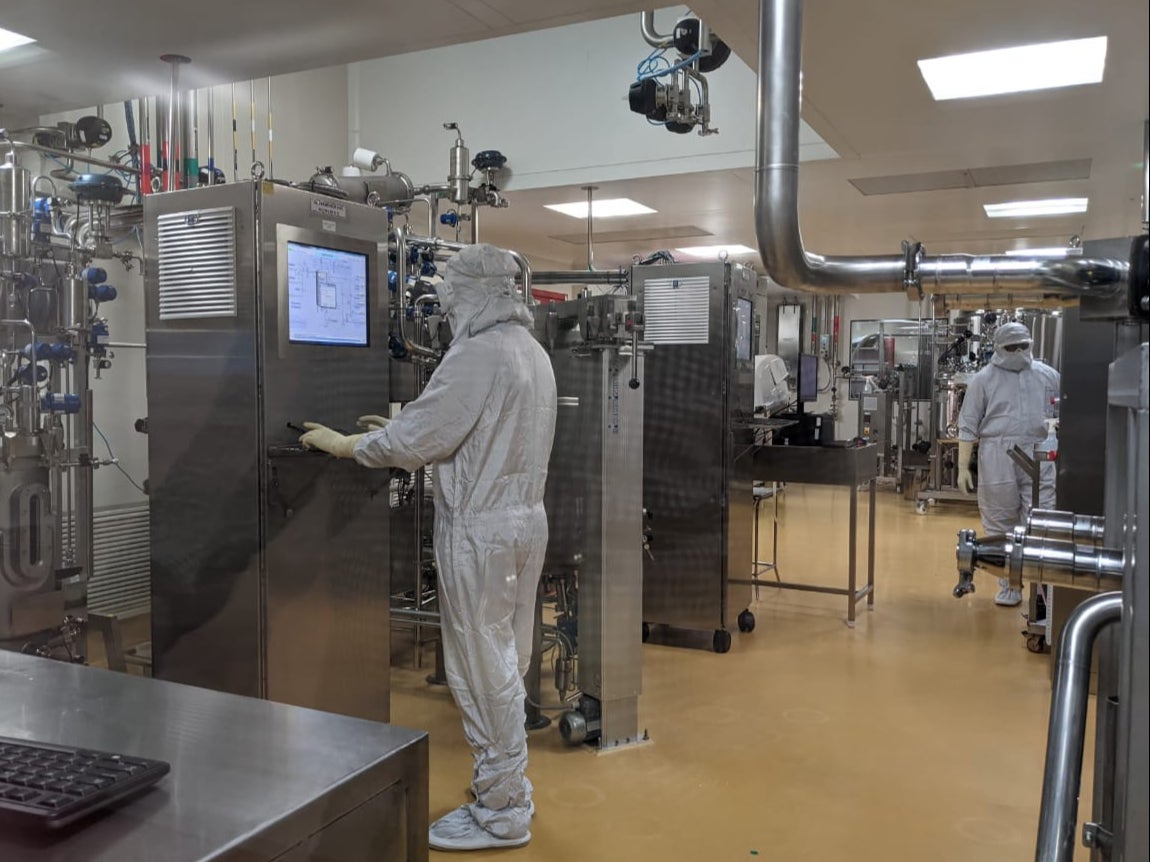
[957,440,975,493]
[299,422,362,458]
[356,414,391,432]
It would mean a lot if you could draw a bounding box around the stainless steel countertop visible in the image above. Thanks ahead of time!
[0,652,427,861]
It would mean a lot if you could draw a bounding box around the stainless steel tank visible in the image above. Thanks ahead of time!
[0,438,57,640]
[936,372,970,439]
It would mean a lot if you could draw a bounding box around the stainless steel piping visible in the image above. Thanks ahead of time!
[402,231,535,306]
[532,269,629,286]
[390,225,439,362]
[1035,591,1122,862]
[1142,119,1148,232]
[753,0,1127,299]
[2,141,141,176]
[160,55,190,192]
[640,11,674,49]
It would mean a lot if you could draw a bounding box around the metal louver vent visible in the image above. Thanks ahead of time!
[642,275,711,344]
[157,206,237,320]
[63,504,151,617]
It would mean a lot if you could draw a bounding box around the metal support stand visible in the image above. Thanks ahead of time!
[750,483,781,600]
[736,445,879,626]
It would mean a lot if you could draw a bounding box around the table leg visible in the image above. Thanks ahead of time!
[848,483,858,626]
[868,478,876,608]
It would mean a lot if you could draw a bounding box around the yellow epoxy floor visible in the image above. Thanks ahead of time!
[390,485,1094,862]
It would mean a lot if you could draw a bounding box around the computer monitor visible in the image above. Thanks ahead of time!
[286,241,369,346]
[797,353,818,403]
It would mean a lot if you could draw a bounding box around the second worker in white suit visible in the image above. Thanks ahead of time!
[957,321,1060,607]
[300,243,557,851]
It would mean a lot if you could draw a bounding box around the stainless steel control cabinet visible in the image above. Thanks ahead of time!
[635,262,756,649]
[143,182,392,721]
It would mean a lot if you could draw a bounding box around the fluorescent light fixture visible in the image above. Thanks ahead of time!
[676,244,758,258]
[918,36,1107,101]
[0,26,35,53]
[1004,246,1084,257]
[983,198,1088,218]
[544,198,656,218]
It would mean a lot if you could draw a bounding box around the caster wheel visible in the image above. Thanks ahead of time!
[1026,634,1047,654]
[915,501,928,515]
[737,609,756,633]
[712,629,732,654]
[558,710,588,745]
[895,483,903,495]
[641,622,650,643]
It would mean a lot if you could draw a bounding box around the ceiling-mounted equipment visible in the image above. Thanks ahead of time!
[628,11,729,136]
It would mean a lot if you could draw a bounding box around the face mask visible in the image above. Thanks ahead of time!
[993,345,1032,372]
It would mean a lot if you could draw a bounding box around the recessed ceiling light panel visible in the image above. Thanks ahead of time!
[544,198,656,218]
[675,244,758,258]
[918,36,1107,101]
[0,26,35,53]
[983,198,1089,218]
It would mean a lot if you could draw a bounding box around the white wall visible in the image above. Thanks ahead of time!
[350,7,834,192]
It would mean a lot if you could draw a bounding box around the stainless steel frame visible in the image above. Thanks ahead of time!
[636,261,755,650]
[537,295,646,748]
[741,444,878,625]
[144,182,393,721]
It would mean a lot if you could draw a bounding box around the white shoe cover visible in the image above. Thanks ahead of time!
[429,806,531,852]
[995,579,1023,607]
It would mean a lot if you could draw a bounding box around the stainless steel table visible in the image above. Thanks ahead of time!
[735,443,879,625]
[0,652,428,861]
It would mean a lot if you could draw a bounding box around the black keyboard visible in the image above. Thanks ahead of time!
[0,736,170,829]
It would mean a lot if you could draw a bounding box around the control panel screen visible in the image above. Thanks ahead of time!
[286,241,369,346]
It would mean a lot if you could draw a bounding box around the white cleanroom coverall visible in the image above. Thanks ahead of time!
[304,243,556,848]
[958,322,1059,603]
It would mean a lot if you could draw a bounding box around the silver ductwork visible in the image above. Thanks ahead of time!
[753,0,1129,301]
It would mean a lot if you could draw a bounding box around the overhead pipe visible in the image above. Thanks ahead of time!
[640,11,674,49]
[160,54,190,192]
[532,269,629,286]
[753,0,1128,301]
[1142,118,1148,232]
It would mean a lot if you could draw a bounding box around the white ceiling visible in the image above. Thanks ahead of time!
[2,0,1146,273]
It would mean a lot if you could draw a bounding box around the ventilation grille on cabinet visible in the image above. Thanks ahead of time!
[156,206,238,320]
[642,276,711,344]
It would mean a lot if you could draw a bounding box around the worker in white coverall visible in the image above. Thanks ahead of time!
[957,321,1060,607]
[299,243,557,851]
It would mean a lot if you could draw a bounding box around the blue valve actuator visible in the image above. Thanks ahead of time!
[89,284,118,302]
[23,341,76,362]
[41,393,83,414]
[388,270,398,291]
[440,212,459,227]
[90,321,110,354]
[81,267,108,285]
[420,261,438,277]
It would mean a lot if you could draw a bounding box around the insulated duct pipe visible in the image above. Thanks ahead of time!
[753,0,1128,300]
